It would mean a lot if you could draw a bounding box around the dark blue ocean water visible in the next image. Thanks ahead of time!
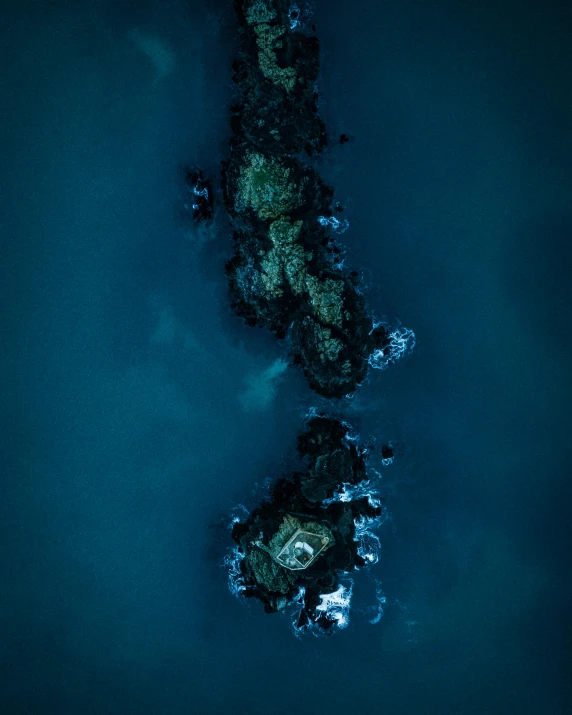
[2,0,571,713]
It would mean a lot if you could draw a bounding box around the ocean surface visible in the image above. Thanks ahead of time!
[2,0,571,713]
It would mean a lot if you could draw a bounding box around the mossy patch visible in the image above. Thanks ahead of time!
[254,23,297,92]
[244,0,277,25]
[259,219,345,332]
[235,152,305,220]
[305,275,345,328]
[302,319,345,363]
[260,218,305,297]
[246,548,297,593]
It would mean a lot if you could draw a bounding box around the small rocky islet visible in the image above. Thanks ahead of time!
[229,415,391,631]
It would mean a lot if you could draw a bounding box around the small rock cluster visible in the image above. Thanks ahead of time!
[183,167,214,223]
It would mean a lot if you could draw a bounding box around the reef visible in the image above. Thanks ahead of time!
[221,0,401,398]
[229,416,384,632]
[183,167,214,223]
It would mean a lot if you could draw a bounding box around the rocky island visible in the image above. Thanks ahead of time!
[219,0,413,633]
[221,0,411,397]
[228,415,387,632]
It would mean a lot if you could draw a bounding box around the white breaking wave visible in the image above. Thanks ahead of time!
[322,478,385,565]
[291,582,353,633]
[304,405,322,421]
[368,581,387,624]
[290,586,323,638]
[322,479,382,508]
[316,582,353,628]
[227,504,250,531]
[289,3,301,29]
[317,215,350,233]
[290,586,310,636]
[224,547,246,596]
[340,421,361,449]
[368,326,416,370]
[354,514,382,565]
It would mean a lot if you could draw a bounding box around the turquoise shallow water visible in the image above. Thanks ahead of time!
[1,0,571,713]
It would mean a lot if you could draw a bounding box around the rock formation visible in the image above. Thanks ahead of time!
[183,167,214,223]
[221,1,414,633]
[230,416,384,631]
[221,0,398,397]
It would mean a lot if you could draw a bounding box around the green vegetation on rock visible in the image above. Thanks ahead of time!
[235,152,305,220]
[259,219,345,333]
[224,0,391,398]
[244,0,277,26]
[254,23,297,92]
[305,275,345,328]
[260,217,305,297]
[303,318,345,364]
[246,547,297,594]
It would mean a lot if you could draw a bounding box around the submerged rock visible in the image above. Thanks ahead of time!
[229,416,384,631]
[222,0,406,397]
[183,167,214,223]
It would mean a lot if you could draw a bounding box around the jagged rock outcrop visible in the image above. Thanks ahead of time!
[222,0,394,397]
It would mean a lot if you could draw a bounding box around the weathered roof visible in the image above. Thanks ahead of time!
[275,529,330,570]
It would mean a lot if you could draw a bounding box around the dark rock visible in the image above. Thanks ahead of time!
[301,449,354,502]
[381,444,394,460]
[184,167,214,222]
